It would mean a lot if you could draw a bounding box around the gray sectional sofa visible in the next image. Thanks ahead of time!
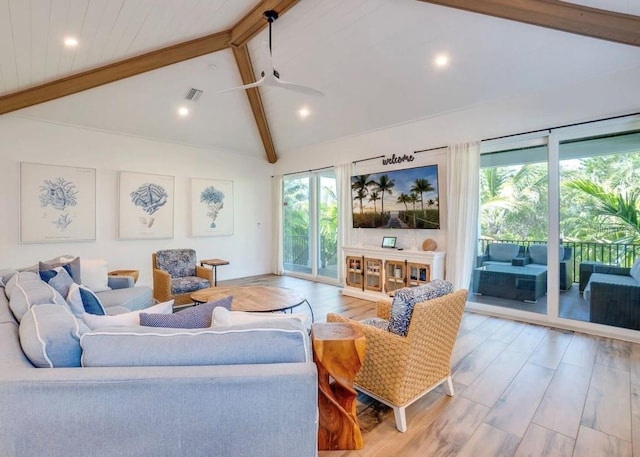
[0,270,319,457]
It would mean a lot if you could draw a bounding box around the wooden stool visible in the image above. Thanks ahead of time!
[311,322,366,450]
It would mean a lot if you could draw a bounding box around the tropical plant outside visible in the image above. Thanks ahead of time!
[480,149,640,265]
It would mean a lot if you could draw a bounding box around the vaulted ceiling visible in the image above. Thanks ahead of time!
[1,0,639,163]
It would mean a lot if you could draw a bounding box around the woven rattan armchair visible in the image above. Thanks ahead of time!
[327,288,467,432]
[152,249,213,306]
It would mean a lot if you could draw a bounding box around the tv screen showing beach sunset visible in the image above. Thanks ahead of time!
[351,164,440,229]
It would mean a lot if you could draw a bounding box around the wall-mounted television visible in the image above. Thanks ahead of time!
[351,164,439,229]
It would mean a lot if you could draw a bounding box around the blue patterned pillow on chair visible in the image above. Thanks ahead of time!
[388,279,453,337]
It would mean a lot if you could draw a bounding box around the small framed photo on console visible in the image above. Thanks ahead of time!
[381,236,397,249]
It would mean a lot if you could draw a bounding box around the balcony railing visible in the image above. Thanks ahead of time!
[479,239,640,283]
[283,234,337,269]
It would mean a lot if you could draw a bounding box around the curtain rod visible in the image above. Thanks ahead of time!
[281,165,333,177]
[282,112,640,175]
[483,111,640,142]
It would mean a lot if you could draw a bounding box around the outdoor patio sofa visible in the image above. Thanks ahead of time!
[582,260,640,331]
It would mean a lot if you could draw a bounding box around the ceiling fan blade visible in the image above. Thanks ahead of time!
[216,74,267,95]
[270,76,325,97]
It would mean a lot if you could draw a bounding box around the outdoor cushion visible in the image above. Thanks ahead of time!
[388,279,453,336]
[630,257,640,283]
[528,244,564,265]
[584,272,638,302]
[488,244,519,262]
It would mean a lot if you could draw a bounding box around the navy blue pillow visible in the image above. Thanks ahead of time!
[78,287,106,315]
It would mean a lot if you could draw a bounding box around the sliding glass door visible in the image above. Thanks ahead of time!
[282,170,338,282]
[558,131,640,330]
[472,139,550,316]
[471,119,640,337]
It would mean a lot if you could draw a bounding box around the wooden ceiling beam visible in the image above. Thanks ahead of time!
[0,30,231,115]
[229,0,300,47]
[417,0,640,47]
[229,0,300,163]
[232,46,277,163]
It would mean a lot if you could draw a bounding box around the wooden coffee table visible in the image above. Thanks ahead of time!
[190,285,314,321]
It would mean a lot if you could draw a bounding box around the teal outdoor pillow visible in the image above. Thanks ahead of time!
[19,304,89,368]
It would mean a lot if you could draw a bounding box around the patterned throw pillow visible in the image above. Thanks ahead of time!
[387,279,454,337]
[139,295,233,328]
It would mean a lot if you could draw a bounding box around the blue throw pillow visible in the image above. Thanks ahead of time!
[139,295,233,328]
[39,257,82,284]
[39,266,74,298]
[66,283,106,317]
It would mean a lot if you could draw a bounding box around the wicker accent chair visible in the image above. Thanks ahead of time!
[327,288,468,432]
[152,249,213,306]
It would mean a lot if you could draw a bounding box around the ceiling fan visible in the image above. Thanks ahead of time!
[219,10,324,97]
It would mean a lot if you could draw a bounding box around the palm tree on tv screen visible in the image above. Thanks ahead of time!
[373,174,395,218]
[410,178,434,216]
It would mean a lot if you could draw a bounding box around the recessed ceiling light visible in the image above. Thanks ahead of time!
[64,37,78,47]
[434,54,449,68]
[178,107,189,117]
[298,106,310,119]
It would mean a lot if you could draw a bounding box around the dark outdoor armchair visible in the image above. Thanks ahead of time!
[583,260,640,331]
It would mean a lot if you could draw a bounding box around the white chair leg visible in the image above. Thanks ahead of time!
[393,406,407,433]
[446,375,455,396]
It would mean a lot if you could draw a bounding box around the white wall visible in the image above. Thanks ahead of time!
[272,67,640,253]
[0,116,274,287]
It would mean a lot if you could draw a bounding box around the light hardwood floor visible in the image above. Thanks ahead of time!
[221,274,640,457]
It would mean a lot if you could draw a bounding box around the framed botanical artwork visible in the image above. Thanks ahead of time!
[118,171,175,240]
[20,162,96,243]
[190,178,234,236]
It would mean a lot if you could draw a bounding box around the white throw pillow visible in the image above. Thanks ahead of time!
[82,300,174,330]
[211,307,307,328]
[80,258,110,293]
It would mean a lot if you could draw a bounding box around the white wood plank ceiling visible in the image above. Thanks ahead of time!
[1,0,640,160]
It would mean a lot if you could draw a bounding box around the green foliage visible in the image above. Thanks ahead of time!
[480,149,640,245]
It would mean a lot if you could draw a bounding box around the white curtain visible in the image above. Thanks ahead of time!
[271,175,284,275]
[335,162,353,284]
[446,141,480,290]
